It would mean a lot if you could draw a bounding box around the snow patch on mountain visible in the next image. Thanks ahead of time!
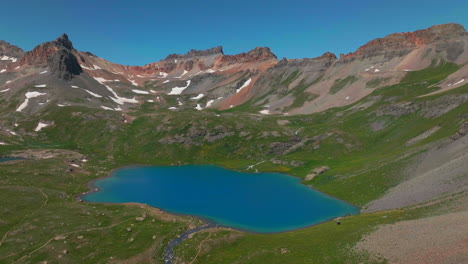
[206,99,214,107]
[169,80,191,95]
[236,78,252,93]
[16,91,47,112]
[190,93,204,100]
[453,79,465,86]
[132,89,149,94]
[83,89,102,98]
[105,85,138,104]
[175,70,189,79]
[34,122,50,132]
[0,55,17,62]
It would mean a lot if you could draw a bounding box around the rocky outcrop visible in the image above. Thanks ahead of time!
[0,40,24,58]
[341,23,466,59]
[274,52,337,68]
[451,122,468,140]
[375,102,421,117]
[165,46,224,60]
[305,166,330,181]
[216,47,277,66]
[48,48,83,81]
[20,34,75,65]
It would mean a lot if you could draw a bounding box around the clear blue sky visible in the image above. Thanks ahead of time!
[1,0,466,65]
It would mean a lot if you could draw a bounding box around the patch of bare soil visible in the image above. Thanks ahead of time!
[11,148,85,160]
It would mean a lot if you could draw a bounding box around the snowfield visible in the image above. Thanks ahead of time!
[83,89,102,98]
[132,89,149,94]
[0,55,17,62]
[236,78,252,93]
[34,122,50,132]
[175,70,188,78]
[190,93,204,100]
[16,91,47,112]
[206,99,214,107]
[94,77,138,104]
[169,80,191,95]
[453,79,465,86]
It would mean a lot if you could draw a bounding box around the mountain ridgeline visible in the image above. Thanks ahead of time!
[1,23,468,264]
[0,23,466,115]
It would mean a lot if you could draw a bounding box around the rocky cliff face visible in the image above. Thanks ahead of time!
[215,47,277,66]
[165,46,224,60]
[18,34,83,80]
[19,34,77,66]
[48,48,83,81]
[341,23,466,59]
[0,41,24,58]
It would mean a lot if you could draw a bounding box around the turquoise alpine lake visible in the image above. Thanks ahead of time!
[83,165,359,233]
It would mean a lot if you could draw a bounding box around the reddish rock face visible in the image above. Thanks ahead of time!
[20,44,58,65]
[215,47,277,66]
[19,34,74,65]
[315,52,337,60]
[341,23,466,58]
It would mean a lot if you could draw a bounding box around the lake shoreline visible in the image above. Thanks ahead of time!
[77,163,360,235]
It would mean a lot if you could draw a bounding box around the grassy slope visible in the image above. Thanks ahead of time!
[0,62,466,263]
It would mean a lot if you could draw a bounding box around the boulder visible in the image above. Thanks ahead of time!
[305,166,330,181]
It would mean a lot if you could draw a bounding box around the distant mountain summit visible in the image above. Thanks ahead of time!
[0,23,466,115]
[165,46,224,60]
[341,23,466,59]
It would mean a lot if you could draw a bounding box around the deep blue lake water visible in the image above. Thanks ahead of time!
[83,165,359,233]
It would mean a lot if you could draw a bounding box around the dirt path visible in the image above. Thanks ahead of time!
[355,210,468,264]
[10,217,134,263]
[189,232,212,264]
[163,224,216,264]
[0,185,49,248]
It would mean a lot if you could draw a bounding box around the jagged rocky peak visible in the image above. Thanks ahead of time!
[246,47,277,60]
[0,40,24,58]
[48,48,83,81]
[274,52,337,68]
[165,46,224,60]
[341,23,467,59]
[51,33,74,50]
[19,33,77,65]
[317,52,337,60]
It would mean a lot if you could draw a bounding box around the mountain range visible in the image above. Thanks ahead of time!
[1,23,466,115]
[1,23,468,263]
